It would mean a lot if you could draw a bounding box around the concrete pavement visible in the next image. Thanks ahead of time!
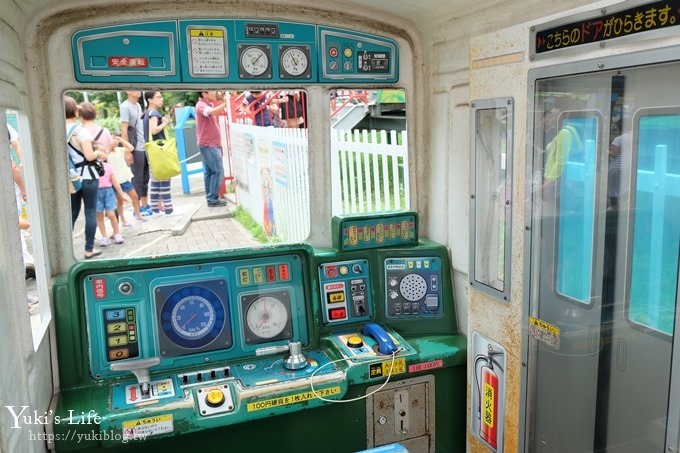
[72,175,258,259]
[27,174,259,330]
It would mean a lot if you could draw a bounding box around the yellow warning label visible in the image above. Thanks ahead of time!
[190,29,225,38]
[529,316,559,335]
[483,382,495,428]
[122,414,173,441]
[123,414,172,428]
[369,358,406,378]
[247,386,342,412]
[529,315,561,350]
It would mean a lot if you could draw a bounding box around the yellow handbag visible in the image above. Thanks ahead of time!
[144,119,181,180]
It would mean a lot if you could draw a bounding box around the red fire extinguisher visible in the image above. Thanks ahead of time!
[475,347,504,450]
[480,362,499,448]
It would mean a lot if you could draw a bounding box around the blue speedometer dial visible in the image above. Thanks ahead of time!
[160,285,225,349]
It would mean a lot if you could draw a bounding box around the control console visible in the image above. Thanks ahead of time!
[51,215,466,452]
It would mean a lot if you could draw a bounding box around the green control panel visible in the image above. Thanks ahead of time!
[51,217,465,453]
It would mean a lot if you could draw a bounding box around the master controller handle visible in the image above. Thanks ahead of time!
[110,357,161,397]
[283,341,308,370]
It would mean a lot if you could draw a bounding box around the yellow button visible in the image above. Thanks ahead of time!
[347,336,364,348]
[343,47,353,58]
[206,389,225,407]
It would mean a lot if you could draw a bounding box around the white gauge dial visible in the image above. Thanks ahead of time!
[246,296,289,339]
[240,46,269,77]
[280,47,309,77]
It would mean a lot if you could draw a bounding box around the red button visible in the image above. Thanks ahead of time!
[325,265,338,278]
[329,47,339,58]
[266,265,277,282]
[329,307,347,320]
[278,264,290,281]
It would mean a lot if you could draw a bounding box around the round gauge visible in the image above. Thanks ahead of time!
[245,296,289,339]
[240,46,270,77]
[280,47,309,78]
[171,295,216,339]
[160,285,226,349]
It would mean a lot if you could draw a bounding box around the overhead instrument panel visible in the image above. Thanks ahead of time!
[71,20,398,83]
[84,254,308,379]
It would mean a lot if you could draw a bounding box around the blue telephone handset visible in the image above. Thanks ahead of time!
[362,322,397,355]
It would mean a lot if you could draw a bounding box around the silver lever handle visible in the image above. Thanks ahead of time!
[283,341,308,370]
[110,357,161,397]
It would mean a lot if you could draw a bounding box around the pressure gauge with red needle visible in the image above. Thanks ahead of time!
[245,296,289,339]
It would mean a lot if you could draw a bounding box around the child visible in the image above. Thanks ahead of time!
[109,133,147,224]
[96,157,125,246]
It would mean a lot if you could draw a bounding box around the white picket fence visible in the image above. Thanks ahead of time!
[331,128,409,215]
[228,123,408,241]
[229,123,310,242]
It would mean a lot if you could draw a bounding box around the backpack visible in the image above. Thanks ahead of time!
[67,124,105,181]
[66,124,82,192]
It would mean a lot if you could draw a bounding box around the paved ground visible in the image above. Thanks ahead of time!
[27,174,259,330]
[71,175,258,259]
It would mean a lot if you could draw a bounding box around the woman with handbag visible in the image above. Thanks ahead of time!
[143,91,174,214]
[65,95,106,259]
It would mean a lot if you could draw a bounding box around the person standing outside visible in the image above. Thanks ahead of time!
[65,95,105,259]
[78,101,122,240]
[244,91,274,127]
[143,91,174,214]
[109,133,145,224]
[95,157,125,246]
[607,130,631,210]
[195,91,227,207]
[7,124,34,280]
[279,90,307,128]
[79,101,113,159]
[8,123,27,204]
[120,91,151,215]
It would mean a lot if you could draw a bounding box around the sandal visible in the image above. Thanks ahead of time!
[84,249,102,259]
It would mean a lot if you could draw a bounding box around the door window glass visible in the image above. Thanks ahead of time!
[629,110,680,335]
[553,113,600,303]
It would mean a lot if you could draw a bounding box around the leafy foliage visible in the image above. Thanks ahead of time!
[64,91,201,135]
